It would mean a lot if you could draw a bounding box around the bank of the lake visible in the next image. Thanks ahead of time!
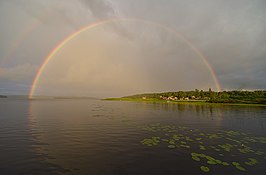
[104,97,266,107]
[104,90,266,106]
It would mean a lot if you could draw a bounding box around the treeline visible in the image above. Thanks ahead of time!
[124,89,266,104]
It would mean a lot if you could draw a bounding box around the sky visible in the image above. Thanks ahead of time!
[0,0,265,97]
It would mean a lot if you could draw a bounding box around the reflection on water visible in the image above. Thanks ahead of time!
[1,99,266,174]
[0,99,64,174]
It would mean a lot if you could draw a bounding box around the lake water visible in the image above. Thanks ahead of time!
[0,98,266,175]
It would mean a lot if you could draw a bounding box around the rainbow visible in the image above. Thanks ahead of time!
[0,21,39,67]
[29,18,221,98]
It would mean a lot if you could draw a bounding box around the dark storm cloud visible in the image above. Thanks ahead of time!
[79,0,118,19]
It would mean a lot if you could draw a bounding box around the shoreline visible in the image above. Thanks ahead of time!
[103,97,266,107]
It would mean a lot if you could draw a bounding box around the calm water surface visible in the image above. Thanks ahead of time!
[0,99,266,175]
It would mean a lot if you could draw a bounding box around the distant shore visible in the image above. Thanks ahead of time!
[104,97,266,107]
[103,90,266,107]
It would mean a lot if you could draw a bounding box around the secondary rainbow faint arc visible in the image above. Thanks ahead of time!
[1,9,56,67]
[29,18,222,98]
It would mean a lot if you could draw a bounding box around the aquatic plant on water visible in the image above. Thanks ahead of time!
[139,123,266,173]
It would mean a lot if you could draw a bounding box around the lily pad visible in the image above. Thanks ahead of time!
[180,144,190,148]
[205,156,215,161]
[185,137,193,141]
[200,166,210,173]
[192,156,201,162]
[198,153,206,158]
[168,145,176,149]
[169,140,175,145]
[191,152,199,157]
[245,162,253,166]
[180,141,187,144]
[245,158,258,166]
[200,145,206,150]
[207,160,217,165]
[222,162,229,166]
[248,158,258,163]
[235,165,246,171]
[215,159,222,164]
[161,139,169,142]
[232,162,240,166]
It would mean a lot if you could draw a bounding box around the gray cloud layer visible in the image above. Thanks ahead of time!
[0,0,265,96]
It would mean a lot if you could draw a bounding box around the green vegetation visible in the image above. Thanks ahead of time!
[141,137,160,146]
[116,117,265,174]
[105,89,266,105]
[138,123,266,173]
[200,166,210,173]
[232,162,246,171]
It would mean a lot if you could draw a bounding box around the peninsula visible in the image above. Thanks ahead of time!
[105,89,266,106]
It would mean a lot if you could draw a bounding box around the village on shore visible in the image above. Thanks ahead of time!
[112,89,266,105]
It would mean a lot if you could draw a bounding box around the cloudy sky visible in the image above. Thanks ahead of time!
[0,0,265,97]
